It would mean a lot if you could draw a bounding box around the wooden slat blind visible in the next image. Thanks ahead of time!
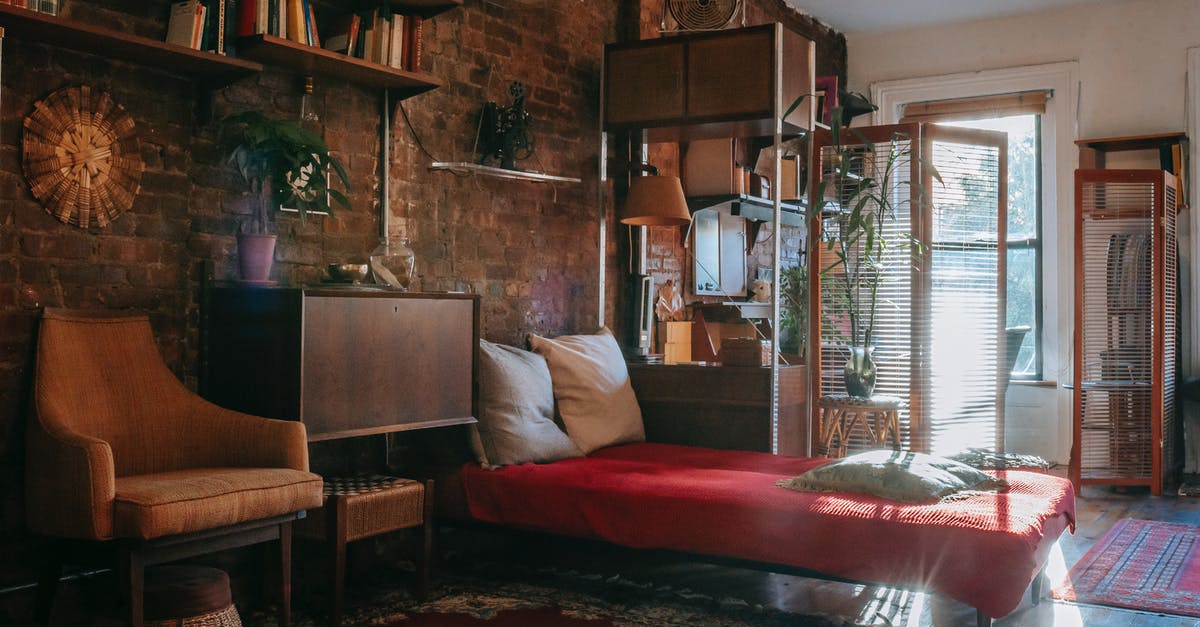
[900,91,1048,124]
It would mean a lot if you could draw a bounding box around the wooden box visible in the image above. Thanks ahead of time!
[719,337,771,366]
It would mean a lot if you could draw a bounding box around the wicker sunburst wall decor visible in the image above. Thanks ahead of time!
[22,85,143,228]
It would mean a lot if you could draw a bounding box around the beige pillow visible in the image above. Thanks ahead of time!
[471,341,582,469]
[529,329,645,454]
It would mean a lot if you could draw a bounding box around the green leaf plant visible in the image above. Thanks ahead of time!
[219,111,351,233]
[804,104,934,354]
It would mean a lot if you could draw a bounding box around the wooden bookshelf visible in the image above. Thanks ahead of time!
[0,4,261,86]
[237,34,443,97]
[376,0,464,18]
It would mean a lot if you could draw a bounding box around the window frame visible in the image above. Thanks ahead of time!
[872,62,1078,386]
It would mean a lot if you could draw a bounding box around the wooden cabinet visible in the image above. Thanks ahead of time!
[1073,165,1180,495]
[604,23,815,142]
[628,363,808,456]
[201,287,479,441]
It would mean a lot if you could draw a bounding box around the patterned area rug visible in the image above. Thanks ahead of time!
[257,570,850,626]
[1052,518,1200,617]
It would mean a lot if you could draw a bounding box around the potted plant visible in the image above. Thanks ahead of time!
[779,263,807,358]
[806,106,929,397]
[219,111,351,282]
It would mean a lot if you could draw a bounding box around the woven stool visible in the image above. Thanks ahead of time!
[143,565,241,627]
[296,475,432,627]
[817,394,905,458]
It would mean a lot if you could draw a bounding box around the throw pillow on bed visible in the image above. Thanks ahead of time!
[776,449,1008,503]
[471,340,583,469]
[529,328,645,454]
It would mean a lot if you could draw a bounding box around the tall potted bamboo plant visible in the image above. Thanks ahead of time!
[807,106,928,397]
[219,112,351,282]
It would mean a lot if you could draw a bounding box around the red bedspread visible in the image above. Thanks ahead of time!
[461,443,1075,618]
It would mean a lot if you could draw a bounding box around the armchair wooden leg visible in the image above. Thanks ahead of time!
[328,497,348,627]
[33,546,61,626]
[118,546,145,627]
[278,521,293,627]
[417,480,434,601]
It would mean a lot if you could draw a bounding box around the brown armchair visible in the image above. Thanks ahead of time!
[26,309,323,626]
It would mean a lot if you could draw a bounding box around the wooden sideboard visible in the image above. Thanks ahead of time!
[627,363,809,457]
[201,287,479,441]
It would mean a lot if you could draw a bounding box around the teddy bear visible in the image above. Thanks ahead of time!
[751,278,771,303]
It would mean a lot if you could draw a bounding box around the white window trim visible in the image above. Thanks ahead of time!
[871,62,1078,463]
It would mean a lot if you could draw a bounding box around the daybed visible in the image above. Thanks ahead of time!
[442,332,1076,626]
[435,442,1075,625]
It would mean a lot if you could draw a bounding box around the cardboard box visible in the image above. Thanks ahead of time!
[778,156,804,201]
[719,337,772,366]
[656,321,693,365]
[683,138,737,196]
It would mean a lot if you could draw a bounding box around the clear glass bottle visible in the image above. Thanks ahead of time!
[369,238,416,290]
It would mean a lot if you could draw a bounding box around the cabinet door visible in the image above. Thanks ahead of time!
[302,295,475,440]
[605,42,685,127]
[686,28,773,120]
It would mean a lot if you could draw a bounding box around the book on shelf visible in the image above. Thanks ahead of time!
[322,12,359,55]
[166,0,206,50]
[407,15,422,71]
[200,0,227,55]
[377,13,390,65]
[285,0,303,43]
[305,0,319,47]
[388,14,405,69]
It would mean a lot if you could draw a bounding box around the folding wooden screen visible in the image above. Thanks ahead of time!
[810,123,1007,455]
[1072,169,1178,495]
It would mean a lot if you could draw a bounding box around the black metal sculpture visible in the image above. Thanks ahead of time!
[477,82,534,170]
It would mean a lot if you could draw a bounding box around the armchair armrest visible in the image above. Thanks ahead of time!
[191,398,311,471]
[25,420,116,540]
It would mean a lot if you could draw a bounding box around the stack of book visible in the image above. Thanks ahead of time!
[236,0,320,47]
[0,0,59,15]
[322,10,423,71]
[166,0,236,55]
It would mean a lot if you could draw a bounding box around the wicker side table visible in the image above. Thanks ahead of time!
[816,394,904,458]
[296,476,432,627]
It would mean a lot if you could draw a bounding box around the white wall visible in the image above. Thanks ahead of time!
[843,0,1200,464]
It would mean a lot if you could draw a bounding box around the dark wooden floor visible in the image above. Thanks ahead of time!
[439,481,1200,627]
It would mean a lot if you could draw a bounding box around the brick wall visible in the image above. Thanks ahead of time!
[0,0,843,612]
[0,0,620,606]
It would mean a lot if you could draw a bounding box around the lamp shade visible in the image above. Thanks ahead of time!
[620,175,692,226]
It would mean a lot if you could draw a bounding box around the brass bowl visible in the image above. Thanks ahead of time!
[328,263,369,284]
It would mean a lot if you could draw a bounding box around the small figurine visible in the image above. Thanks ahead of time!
[655,279,684,321]
[751,278,771,303]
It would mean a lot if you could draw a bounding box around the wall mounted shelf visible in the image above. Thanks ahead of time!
[429,162,582,184]
[0,4,262,86]
[686,194,806,227]
[237,34,443,98]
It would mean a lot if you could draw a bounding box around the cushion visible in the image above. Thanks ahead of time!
[776,449,1008,503]
[471,341,582,469]
[528,329,645,454]
[114,467,323,540]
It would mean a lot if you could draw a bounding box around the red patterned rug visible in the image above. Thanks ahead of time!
[1052,518,1200,617]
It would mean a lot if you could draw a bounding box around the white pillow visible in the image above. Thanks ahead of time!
[471,340,582,468]
[528,329,645,454]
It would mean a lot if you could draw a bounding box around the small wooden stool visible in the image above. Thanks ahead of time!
[817,394,904,457]
[144,565,241,627]
[296,476,433,627]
